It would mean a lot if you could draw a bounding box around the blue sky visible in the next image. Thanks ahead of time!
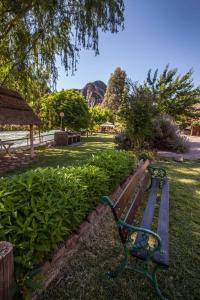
[56,0,200,90]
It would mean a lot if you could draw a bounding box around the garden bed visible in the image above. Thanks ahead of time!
[0,149,137,299]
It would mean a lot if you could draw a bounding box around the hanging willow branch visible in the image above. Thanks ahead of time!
[0,0,125,86]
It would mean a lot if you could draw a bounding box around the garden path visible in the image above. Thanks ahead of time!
[158,135,200,160]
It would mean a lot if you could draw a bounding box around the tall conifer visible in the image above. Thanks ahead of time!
[103,67,126,112]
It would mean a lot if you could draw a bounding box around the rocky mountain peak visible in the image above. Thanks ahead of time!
[81,80,106,107]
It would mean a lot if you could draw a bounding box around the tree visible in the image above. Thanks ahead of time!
[103,67,127,112]
[119,82,157,148]
[89,105,113,132]
[146,65,200,123]
[40,89,90,131]
[0,61,50,113]
[0,0,124,87]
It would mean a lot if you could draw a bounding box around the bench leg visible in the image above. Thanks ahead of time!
[151,265,168,300]
[124,260,168,300]
[106,246,168,299]
[117,259,168,300]
[108,259,127,278]
[107,247,128,278]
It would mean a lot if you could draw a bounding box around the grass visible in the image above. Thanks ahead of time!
[31,134,114,168]
[3,134,115,176]
[40,159,200,300]
[32,134,114,168]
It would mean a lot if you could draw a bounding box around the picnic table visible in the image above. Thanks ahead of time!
[0,141,14,156]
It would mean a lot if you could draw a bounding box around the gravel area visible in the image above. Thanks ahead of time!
[158,136,200,160]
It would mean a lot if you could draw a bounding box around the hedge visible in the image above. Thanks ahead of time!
[0,150,137,295]
[88,150,137,189]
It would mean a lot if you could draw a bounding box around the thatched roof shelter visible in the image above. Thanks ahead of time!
[0,87,40,125]
[0,87,41,157]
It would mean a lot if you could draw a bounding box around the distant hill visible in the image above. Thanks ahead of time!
[81,80,106,107]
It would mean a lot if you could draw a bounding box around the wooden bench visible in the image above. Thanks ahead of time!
[101,159,169,300]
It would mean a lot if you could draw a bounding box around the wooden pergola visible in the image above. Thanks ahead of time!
[0,87,41,157]
[100,121,115,133]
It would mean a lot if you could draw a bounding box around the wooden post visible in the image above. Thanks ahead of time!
[0,241,14,300]
[190,125,193,136]
[30,124,34,158]
[38,126,41,143]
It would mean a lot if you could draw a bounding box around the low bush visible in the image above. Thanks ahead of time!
[152,115,190,153]
[0,166,108,293]
[61,165,110,208]
[138,150,155,161]
[114,131,132,150]
[88,149,137,190]
[0,149,136,297]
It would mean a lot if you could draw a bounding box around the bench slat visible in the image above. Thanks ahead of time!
[130,178,159,259]
[114,160,150,219]
[140,178,159,229]
[124,173,149,225]
[153,177,169,267]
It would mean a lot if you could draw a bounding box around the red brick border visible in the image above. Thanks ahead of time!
[31,173,133,299]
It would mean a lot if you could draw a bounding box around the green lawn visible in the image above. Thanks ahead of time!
[3,134,115,176]
[40,159,200,300]
[32,134,115,168]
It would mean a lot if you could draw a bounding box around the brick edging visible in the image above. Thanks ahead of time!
[31,174,133,300]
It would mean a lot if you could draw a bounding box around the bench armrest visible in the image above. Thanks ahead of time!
[117,220,162,257]
[101,196,162,251]
[148,166,167,178]
[101,196,114,208]
[148,166,167,189]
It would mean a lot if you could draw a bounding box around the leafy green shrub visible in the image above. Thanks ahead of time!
[0,165,108,294]
[0,149,136,297]
[88,149,137,190]
[119,82,157,149]
[61,165,110,207]
[114,131,132,150]
[138,150,154,161]
[152,115,190,153]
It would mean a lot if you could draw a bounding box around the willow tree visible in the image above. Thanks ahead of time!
[0,0,124,88]
[0,60,50,111]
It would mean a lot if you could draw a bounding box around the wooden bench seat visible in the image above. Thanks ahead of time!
[101,160,169,300]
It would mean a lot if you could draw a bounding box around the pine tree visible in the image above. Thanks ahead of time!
[103,67,127,112]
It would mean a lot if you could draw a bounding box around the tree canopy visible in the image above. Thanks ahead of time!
[0,0,124,87]
[0,61,50,113]
[103,67,127,112]
[146,65,200,121]
[40,89,90,131]
[119,82,156,148]
[89,105,113,132]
